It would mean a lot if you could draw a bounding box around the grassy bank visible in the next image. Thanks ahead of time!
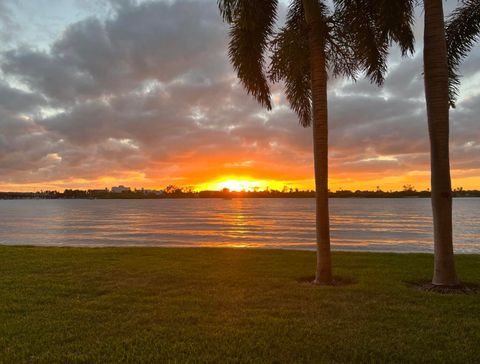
[0,247,479,363]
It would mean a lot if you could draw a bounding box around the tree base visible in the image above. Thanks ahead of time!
[409,281,479,294]
[297,276,356,287]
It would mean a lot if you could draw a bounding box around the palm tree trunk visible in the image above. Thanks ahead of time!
[303,0,332,285]
[423,0,459,286]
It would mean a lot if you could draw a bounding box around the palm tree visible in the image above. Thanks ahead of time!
[421,0,478,286]
[218,0,414,284]
[392,0,480,288]
[423,0,459,286]
[419,0,480,287]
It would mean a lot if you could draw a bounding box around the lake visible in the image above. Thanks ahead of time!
[0,198,478,253]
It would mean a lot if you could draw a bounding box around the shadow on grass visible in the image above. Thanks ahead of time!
[407,280,480,295]
[297,275,358,287]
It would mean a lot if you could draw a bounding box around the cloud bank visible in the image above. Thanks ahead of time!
[0,0,479,191]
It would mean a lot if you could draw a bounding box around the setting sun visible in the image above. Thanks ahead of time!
[198,177,288,192]
[217,179,259,192]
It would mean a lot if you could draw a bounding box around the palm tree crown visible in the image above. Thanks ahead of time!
[219,0,415,126]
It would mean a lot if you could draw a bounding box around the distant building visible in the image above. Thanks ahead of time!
[111,185,131,193]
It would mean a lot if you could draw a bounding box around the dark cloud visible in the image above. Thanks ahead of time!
[0,82,46,112]
[2,0,228,103]
[2,47,98,103]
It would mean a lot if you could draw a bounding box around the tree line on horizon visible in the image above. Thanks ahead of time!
[219,0,479,287]
[2,186,479,199]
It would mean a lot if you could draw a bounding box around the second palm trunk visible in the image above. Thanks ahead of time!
[306,6,332,285]
[423,0,458,286]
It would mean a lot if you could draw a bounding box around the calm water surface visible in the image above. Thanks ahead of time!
[0,198,478,253]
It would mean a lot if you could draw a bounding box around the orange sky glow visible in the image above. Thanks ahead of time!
[1,170,478,193]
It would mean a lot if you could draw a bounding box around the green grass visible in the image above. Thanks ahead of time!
[0,247,479,363]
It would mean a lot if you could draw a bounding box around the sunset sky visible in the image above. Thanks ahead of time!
[0,0,479,192]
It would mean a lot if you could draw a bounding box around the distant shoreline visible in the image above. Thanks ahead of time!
[2,188,479,200]
[1,194,479,200]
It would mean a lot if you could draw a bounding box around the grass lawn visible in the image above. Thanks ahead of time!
[0,246,479,363]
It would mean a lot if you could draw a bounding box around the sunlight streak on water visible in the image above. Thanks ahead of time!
[0,198,478,253]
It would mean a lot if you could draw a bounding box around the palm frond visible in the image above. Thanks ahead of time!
[269,0,312,127]
[218,0,278,109]
[218,0,239,23]
[333,0,415,86]
[334,0,388,85]
[375,0,415,56]
[446,0,480,107]
[326,11,359,80]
